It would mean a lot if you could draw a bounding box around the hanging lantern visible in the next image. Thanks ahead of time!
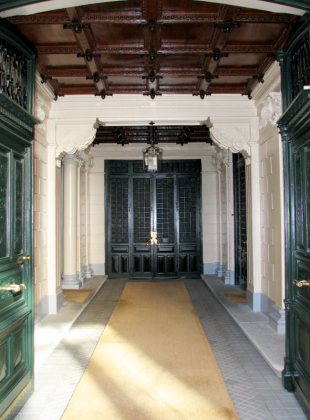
[143,122,163,172]
[143,144,162,171]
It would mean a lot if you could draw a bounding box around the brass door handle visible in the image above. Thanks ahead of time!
[22,256,31,261]
[0,284,26,293]
[293,279,310,288]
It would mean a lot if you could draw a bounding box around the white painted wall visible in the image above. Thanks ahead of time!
[33,127,48,305]
[257,117,285,309]
[252,64,286,327]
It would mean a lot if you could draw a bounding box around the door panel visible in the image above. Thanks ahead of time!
[233,153,247,287]
[106,160,201,279]
[290,137,310,400]
[0,141,33,416]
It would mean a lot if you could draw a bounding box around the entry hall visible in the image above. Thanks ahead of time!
[1,0,310,418]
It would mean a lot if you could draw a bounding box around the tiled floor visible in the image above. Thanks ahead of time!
[12,278,310,420]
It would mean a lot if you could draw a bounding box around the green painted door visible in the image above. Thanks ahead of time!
[279,89,310,402]
[0,19,37,417]
[0,135,33,416]
[287,133,310,401]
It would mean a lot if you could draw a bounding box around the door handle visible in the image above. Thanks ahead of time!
[0,284,26,293]
[293,279,310,288]
[17,255,31,264]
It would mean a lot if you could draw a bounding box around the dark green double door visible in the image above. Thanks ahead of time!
[279,89,310,402]
[105,160,202,279]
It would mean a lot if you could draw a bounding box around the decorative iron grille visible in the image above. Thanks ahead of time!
[291,32,310,101]
[0,39,28,109]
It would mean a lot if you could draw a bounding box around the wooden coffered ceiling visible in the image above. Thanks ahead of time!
[7,0,299,99]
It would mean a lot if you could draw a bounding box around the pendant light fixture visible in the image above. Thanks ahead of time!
[143,122,163,172]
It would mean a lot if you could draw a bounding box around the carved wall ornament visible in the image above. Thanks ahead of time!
[56,125,97,159]
[76,147,94,172]
[259,93,282,129]
[212,145,229,170]
[35,97,46,131]
[210,124,251,159]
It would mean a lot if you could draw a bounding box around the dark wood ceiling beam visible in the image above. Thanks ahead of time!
[77,6,145,24]
[223,45,274,53]
[208,84,248,94]
[214,67,259,76]
[199,5,237,92]
[36,44,83,54]
[7,10,71,24]
[100,69,145,76]
[234,13,298,23]
[95,46,145,53]
[58,85,99,95]
[45,68,91,77]
[159,3,229,23]
[65,7,106,93]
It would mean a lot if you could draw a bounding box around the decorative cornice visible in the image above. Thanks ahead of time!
[210,123,251,159]
[55,124,97,159]
[252,61,281,105]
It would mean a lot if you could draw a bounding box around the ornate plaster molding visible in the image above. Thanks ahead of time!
[55,125,97,159]
[259,92,282,129]
[209,123,251,159]
[35,97,46,131]
[76,147,94,172]
[212,145,229,170]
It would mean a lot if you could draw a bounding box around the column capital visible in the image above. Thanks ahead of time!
[55,124,97,159]
[212,145,229,171]
[62,152,80,166]
[76,148,94,172]
[210,122,251,159]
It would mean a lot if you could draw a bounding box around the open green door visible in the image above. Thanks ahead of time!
[0,18,38,418]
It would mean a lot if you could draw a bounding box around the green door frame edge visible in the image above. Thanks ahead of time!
[0,0,309,12]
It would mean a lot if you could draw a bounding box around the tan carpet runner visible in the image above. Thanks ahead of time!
[63,289,92,303]
[222,290,247,304]
[61,282,239,420]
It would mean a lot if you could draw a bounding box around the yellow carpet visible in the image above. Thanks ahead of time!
[61,282,239,420]
[222,291,247,304]
[63,289,92,303]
